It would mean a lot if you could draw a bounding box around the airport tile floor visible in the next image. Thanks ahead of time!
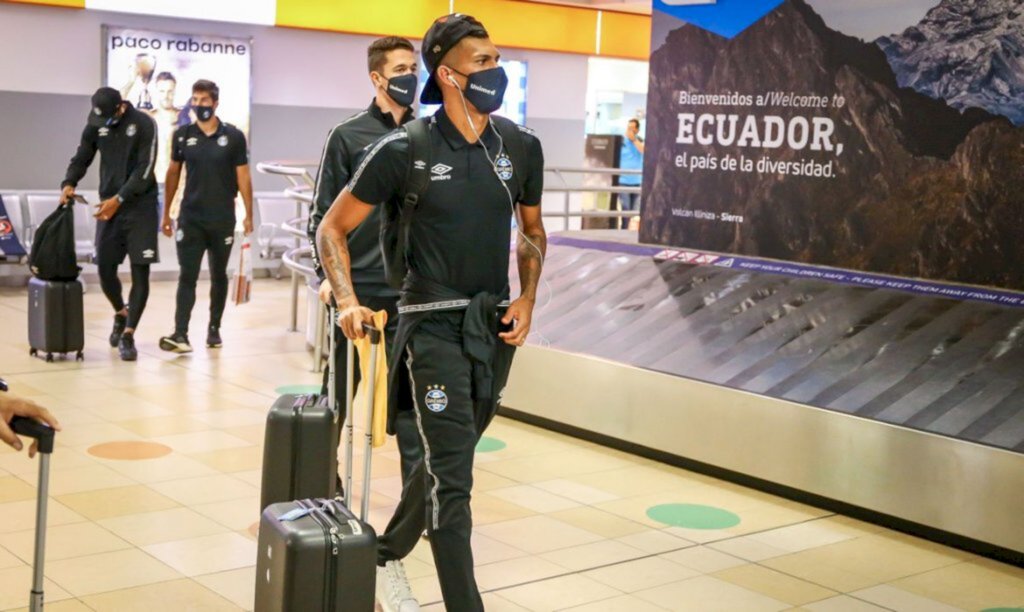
[0,278,1022,611]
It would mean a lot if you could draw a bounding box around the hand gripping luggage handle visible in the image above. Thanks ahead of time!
[10,417,55,454]
[9,417,54,611]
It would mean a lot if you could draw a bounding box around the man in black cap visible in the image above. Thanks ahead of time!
[318,14,546,612]
[158,79,253,353]
[307,36,422,498]
[61,86,159,361]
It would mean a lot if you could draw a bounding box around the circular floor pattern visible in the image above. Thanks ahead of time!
[646,503,741,530]
[981,608,1024,611]
[275,384,322,395]
[475,437,507,453]
[87,441,173,460]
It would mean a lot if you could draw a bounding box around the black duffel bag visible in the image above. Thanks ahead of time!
[27,202,79,281]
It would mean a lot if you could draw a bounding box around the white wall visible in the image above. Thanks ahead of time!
[0,1,588,193]
[0,2,588,120]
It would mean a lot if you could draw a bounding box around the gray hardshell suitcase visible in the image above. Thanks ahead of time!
[255,316,382,612]
[27,277,84,362]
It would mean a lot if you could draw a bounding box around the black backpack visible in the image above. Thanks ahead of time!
[381,115,528,289]
[28,202,79,281]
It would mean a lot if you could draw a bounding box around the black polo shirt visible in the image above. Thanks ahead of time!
[172,120,248,225]
[349,109,544,297]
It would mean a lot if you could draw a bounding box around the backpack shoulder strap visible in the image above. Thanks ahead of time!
[384,118,432,288]
[491,116,529,200]
[403,118,432,211]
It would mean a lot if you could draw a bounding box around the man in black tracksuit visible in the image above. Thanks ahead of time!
[308,37,424,511]
[158,79,254,353]
[61,87,159,361]
[318,15,547,612]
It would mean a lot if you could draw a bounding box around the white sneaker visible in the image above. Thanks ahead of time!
[376,560,420,612]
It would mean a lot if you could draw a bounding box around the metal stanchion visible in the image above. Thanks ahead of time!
[289,270,299,332]
[312,301,326,373]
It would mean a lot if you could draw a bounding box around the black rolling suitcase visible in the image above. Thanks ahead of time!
[27,277,84,362]
[259,307,345,510]
[255,319,383,612]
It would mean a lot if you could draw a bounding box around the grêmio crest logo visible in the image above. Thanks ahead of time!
[494,154,514,181]
[424,385,448,412]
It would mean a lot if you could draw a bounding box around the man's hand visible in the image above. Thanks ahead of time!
[0,394,61,458]
[336,304,375,340]
[499,297,535,346]
[243,218,254,236]
[94,196,121,221]
[318,279,333,305]
[60,185,76,205]
[161,217,174,237]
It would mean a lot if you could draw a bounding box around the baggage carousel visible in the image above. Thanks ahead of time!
[501,231,1024,563]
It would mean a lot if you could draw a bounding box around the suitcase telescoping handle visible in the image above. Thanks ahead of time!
[339,313,382,522]
[10,416,55,612]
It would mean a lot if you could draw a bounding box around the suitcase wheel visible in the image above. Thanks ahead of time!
[45,353,54,363]
[76,351,84,362]
[29,348,37,357]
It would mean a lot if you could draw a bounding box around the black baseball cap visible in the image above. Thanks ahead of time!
[87,87,123,127]
[420,13,489,104]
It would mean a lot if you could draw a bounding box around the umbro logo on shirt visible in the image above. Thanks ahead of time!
[98,127,110,137]
[186,137,198,147]
[430,163,453,182]
[142,249,155,259]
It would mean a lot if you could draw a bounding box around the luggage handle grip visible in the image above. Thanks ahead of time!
[360,323,381,345]
[10,417,55,454]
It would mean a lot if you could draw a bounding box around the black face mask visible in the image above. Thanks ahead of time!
[195,105,215,122]
[450,66,508,114]
[384,74,418,108]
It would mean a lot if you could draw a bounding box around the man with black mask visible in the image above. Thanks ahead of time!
[159,79,253,353]
[318,14,546,612]
[61,86,159,361]
[307,36,421,501]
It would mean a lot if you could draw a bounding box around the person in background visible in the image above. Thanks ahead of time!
[618,117,644,229]
[159,79,253,353]
[61,87,160,361]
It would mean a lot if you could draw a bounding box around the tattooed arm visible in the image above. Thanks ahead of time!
[516,206,547,301]
[316,187,375,339]
[500,205,547,346]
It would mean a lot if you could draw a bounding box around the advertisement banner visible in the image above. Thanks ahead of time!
[640,0,1024,291]
[103,26,252,184]
[0,195,27,258]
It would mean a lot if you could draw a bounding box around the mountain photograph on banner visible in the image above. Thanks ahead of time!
[641,0,1024,291]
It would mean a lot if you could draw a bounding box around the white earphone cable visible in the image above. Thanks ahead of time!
[452,77,553,346]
